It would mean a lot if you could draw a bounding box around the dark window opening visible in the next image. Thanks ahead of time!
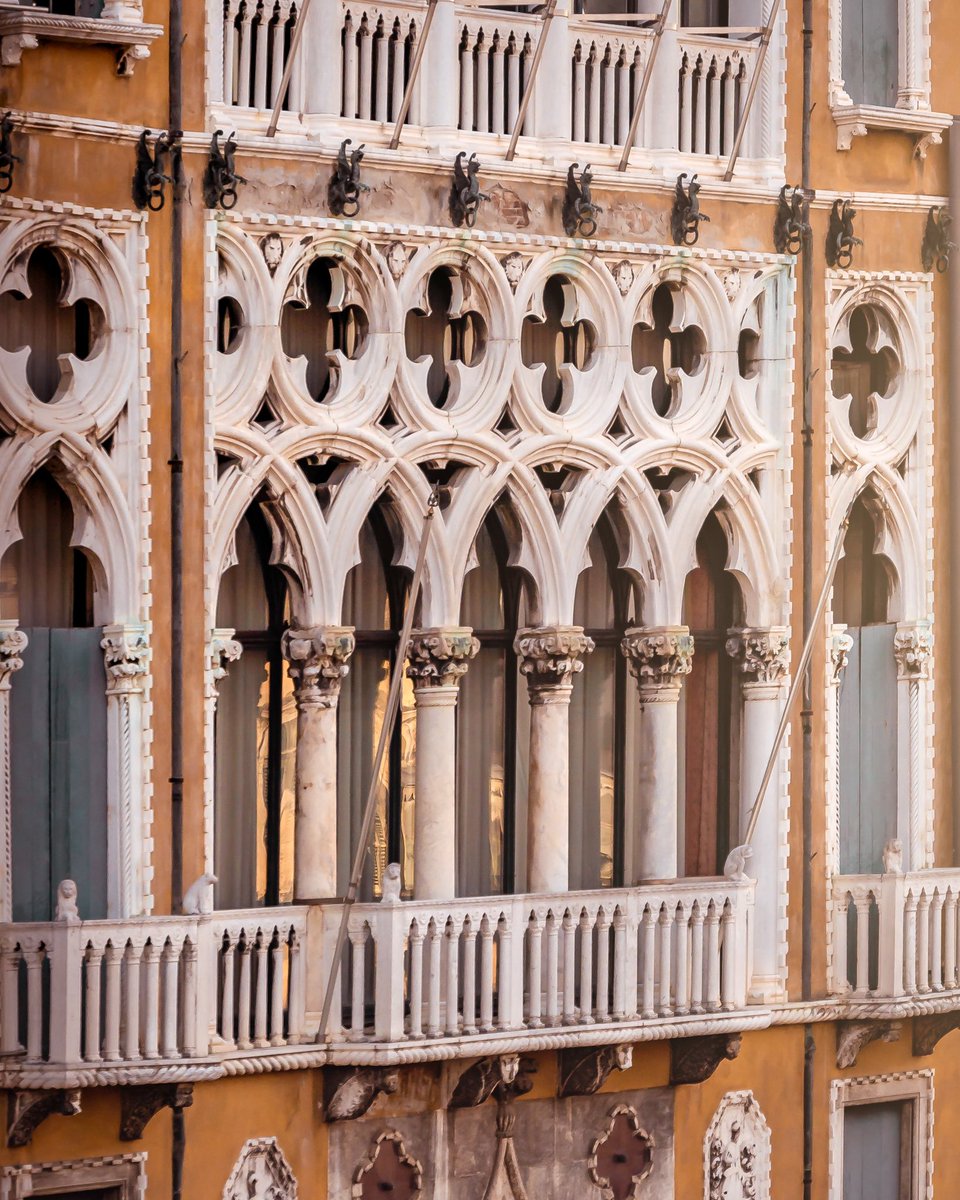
[632,284,704,417]
[521,275,595,413]
[404,268,487,408]
[281,258,368,401]
[831,306,898,440]
[217,295,244,355]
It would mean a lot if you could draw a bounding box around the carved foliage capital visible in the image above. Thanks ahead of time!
[621,627,694,695]
[515,626,594,690]
[406,627,480,689]
[894,624,933,680]
[0,623,28,689]
[101,625,149,694]
[281,626,356,708]
[725,627,790,686]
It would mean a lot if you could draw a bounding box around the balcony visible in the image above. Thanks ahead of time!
[0,1,162,74]
[209,0,784,183]
[0,876,757,1086]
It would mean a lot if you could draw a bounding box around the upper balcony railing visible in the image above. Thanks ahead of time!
[0,874,755,1084]
[209,0,784,178]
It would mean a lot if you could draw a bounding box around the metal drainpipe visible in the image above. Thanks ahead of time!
[800,1,816,1198]
[949,118,960,867]
[168,0,187,1193]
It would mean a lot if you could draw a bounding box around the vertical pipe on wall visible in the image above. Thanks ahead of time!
[949,118,960,865]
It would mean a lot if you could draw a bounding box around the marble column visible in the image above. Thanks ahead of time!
[726,626,790,1001]
[205,629,243,874]
[281,627,355,900]
[0,623,27,924]
[406,628,479,901]
[894,622,934,872]
[101,625,150,919]
[621,627,694,882]
[515,626,594,895]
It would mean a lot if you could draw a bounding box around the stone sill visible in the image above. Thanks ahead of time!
[831,102,953,158]
[0,6,163,75]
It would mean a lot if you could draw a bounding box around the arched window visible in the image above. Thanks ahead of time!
[215,504,297,908]
[681,510,742,877]
[338,507,415,897]
[570,514,639,890]
[833,493,897,874]
[2,470,107,920]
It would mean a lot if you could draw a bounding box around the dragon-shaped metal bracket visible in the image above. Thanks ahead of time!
[826,198,862,269]
[0,112,22,196]
[132,129,176,212]
[329,138,370,218]
[562,162,603,238]
[773,184,810,255]
[922,205,954,273]
[203,129,246,211]
[450,151,489,228]
[671,172,710,247]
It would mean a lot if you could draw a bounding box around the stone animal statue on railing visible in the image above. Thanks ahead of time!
[563,162,603,238]
[672,172,710,247]
[329,138,370,218]
[132,129,174,212]
[203,129,246,210]
[826,198,862,269]
[450,151,490,228]
[181,872,218,915]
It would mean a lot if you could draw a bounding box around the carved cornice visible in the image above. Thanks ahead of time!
[725,627,789,686]
[894,624,933,680]
[101,625,148,695]
[621,627,694,696]
[406,627,480,689]
[281,627,355,709]
[0,623,27,689]
[515,626,594,691]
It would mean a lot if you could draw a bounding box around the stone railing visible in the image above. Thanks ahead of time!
[455,4,540,136]
[831,870,960,1001]
[674,30,757,159]
[569,18,653,148]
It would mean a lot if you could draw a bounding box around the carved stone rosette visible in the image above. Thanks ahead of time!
[514,626,594,693]
[621,626,694,699]
[894,624,933,680]
[101,624,149,695]
[281,626,356,709]
[0,624,27,690]
[406,627,480,690]
[725,627,790,686]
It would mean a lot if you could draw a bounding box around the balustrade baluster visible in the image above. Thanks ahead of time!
[917,892,931,994]
[601,48,615,144]
[640,907,656,1019]
[506,39,521,133]
[460,32,475,131]
[461,920,477,1035]
[237,4,254,108]
[491,36,505,134]
[270,2,292,108]
[390,24,405,122]
[287,931,304,1045]
[476,34,490,133]
[693,59,707,154]
[674,907,690,1015]
[479,917,494,1033]
[348,926,367,1039]
[657,906,673,1016]
[946,891,958,989]
[408,922,424,1038]
[288,13,304,112]
[80,946,102,1063]
[931,892,945,992]
[253,4,269,108]
[220,936,236,1046]
[103,943,123,1061]
[854,894,872,996]
[142,942,161,1060]
[612,910,627,1020]
[722,61,736,153]
[708,59,721,154]
[527,915,544,1028]
[269,932,286,1045]
[561,911,577,1024]
[833,896,850,993]
[223,2,238,104]
[579,911,595,1024]
[25,945,44,1062]
[720,903,736,1011]
[358,23,373,120]
[904,894,919,995]
[122,941,143,1061]
[615,50,630,145]
[237,936,254,1049]
[444,918,460,1036]
[427,920,442,1038]
[690,906,705,1013]
[374,22,390,122]
[705,903,721,1011]
[572,44,585,142]
[587,47,601,143]
[161,940,181,1058]
[596,912,611,1021]
[679,55,692,153]
[0,943,20,1055]
[545,912,560,1027]
[181,939,199,1057]
[343,15,358,117]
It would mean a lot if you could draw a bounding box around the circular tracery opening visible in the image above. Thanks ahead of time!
[0,246,104,404]
[831,306,900,439]
[521,275,595,413]
[281,258,368,402]
[404,268,487,408]
[632,283,704,417]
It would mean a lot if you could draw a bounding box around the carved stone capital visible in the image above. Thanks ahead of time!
[281,626,355,709]
[406,627,480,689]
[101,624,149,695]
[725,627,790,686]
[0,623,27,690]
[515,626,594,692]
[894,624,933,680]
[830,627,854,680]
[208,627,243,691]
[119,1083,193,1141]
[621,626,694,697]
[836,1019,901,1068]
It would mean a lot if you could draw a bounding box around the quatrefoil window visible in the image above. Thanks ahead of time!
[281,257,368,401]
[831,305,899,440]
[0,245,103,404]
[521,275,595,413]
[589,1105,655,1200]
[632,283,704,418]
[404,267,487,407]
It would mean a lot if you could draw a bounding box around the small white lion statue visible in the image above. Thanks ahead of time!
[181,873,218,915]
[55,879,80,924]
[380,862,402,904]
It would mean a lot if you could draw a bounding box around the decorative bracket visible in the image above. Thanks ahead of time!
[132,128,175,212]
[7,1088,81,1148]
[329,138,370,218]
[671,173,710,247]
[450,151,489,228]
[119,1083,193,1141]
[913,1011,960,1057]
[557,1044,633,1098]
[826,198,862,269]
[669,1033,741,1086]
[773,184,810,255]
[203,129,246,211]
[562,162,602,238]
[835,1020,901,1068]
[922,205,954,273]
[324,1066,400,1122]
[449,1054,535,1108]
[0,111,21,195]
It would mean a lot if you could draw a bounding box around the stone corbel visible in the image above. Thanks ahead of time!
[119,1083,194,1141]
[557,1044,633,1098]
[7,1088,81,1148]
[208,628,243,696]
[449,1055,535,1108]
[830,627,854,680]
[913,1011,960,1057]
[669,1034,741,1086]
[324,1067,400,1122]
[835,1020,901,1068]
